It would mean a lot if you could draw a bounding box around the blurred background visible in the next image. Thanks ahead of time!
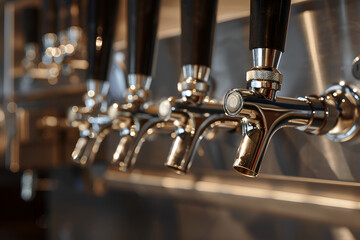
[0,0,360,239]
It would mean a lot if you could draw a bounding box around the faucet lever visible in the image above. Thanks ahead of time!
[250,0,291,53]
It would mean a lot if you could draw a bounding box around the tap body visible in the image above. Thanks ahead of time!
[158,64,241,174]
[223,84,360,176]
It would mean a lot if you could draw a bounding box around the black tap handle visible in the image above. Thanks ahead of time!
[127,0,160,76]
[181,0,218,67]
[23,7,40,44]
[42,0,57,34]
[86,0,119,82]
[250,0,291,52]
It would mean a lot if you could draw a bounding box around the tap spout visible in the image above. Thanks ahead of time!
[165,114,241,174]
[112,118,173,171]
[72,136,98,166]
[72,127,111,166]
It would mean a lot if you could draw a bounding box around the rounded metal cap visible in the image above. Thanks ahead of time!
[323,82,360,142]
[224,89,244,116]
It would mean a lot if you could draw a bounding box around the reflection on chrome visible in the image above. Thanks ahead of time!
[104,169,360,211]
[69,79,115,166]
[302,10,325,91]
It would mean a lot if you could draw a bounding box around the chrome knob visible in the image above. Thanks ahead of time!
[224,89,244,116]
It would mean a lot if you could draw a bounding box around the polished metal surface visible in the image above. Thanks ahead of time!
[252,48,283,69]
[158,95,241,174]
[324,83,360,142]
[224,88,321,176]
[352,55,360,80]
[113,118,173,171]
[109,72,164,171]
[68,79,114,166]
[125,74,152,103]
[85,79,109,108]
[182,64,211,81]
[178,64,211,101]
[103,168,360,228]
[246,67,283,99]
[127,74,152,91]
[246,49,284,99]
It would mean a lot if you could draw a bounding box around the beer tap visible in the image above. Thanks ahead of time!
[110,0,167,171]
[68,0,119,166]
[156,0,242,174]
[223,0,360,177]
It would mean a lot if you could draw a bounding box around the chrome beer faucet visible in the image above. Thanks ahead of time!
[223,0,360,177]
[68,0,119,166]
[111,0,167,172]
[157,0,242,174]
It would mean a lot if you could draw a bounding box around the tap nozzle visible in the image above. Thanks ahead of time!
[72,136,98,166]
[164,117,194,174]
[113,135,135,171]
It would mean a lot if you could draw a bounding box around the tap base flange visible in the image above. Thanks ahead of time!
[323,82,360,142]
[246,67,283,100]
